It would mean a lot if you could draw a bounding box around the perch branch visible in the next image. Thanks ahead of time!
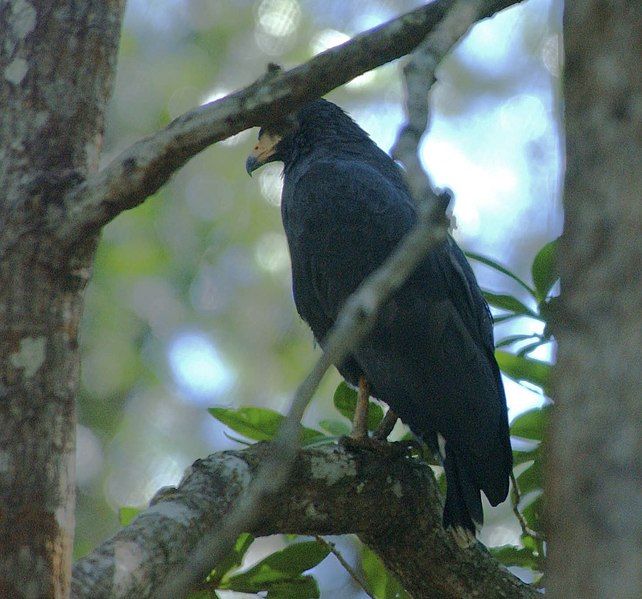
[72,444,538,599]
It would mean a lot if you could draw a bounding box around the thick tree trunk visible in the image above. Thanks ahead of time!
[549,2,642,598]
[0,2,125,596]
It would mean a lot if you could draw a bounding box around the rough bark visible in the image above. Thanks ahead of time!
[72,443,538,599]
[0,1,125,597]
[548,2,642,598]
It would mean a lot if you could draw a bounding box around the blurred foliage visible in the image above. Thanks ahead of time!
[76,0,562,596]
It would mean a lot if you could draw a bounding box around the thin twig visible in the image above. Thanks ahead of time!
[392,0,488,202]
[315,536,375,599]
[510,471,546,543]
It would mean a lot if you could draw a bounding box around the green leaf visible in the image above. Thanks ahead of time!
[492,313,522,324]
[266,576,320,598]
[482,292,540,320]
[512,446,539,466]
[209,407,280,441]
[207,533,254,585]
[495,351,551,393]
[333,382,357,421]
[300,427,327,446]
[319,418,351,437]
[209,407,324,446]
[531,238,559,301]
[510,407,550,441]
[333,382,384,431]
[517,340,546,357]
[465,252,536,298]
[222,431,253,446]
[118,506,141,526]
[223,541,330,592]
[522,494,543,532]
[362,545,411,599]
[516,457,542,496]
[491,545,539,570]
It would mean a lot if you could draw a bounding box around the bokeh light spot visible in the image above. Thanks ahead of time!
[310,29,349,54]
[200,87,231,106]
[255,0,301,55]
[257,0,300,37]
[542,34,562,77]
[168,332,234,401]
[255,232,289,273]
[258,163,284,206]
[76,425,104,487]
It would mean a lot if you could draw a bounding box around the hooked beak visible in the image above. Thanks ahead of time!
[245,131,282,176]
[245,155,260,176]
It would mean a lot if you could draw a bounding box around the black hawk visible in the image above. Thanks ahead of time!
[246,99,512,544]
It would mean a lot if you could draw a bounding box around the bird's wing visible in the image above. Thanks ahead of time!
[429,239,512,502]
[433,237,496,358]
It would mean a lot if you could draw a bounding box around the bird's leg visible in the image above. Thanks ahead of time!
[373,409,398,441]
[351,376,370,440]
[343,380,409,457]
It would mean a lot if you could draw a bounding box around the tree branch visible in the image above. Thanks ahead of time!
[54,0,521,246]
[392,0,488,201]
[72,444,538,599]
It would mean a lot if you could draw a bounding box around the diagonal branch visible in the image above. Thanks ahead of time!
[53,0,521,246]
[72,444,538,599]
[156,176,451,598]
[392,0,489,201]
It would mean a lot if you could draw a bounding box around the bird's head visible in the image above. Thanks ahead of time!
[245,99,370,176]
[245,120,296,176]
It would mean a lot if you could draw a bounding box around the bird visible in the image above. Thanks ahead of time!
[245,99,512,545]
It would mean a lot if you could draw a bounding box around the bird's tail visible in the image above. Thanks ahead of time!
[442,450,483,548]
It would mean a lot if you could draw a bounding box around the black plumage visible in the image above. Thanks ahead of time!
[246,99,512,540]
